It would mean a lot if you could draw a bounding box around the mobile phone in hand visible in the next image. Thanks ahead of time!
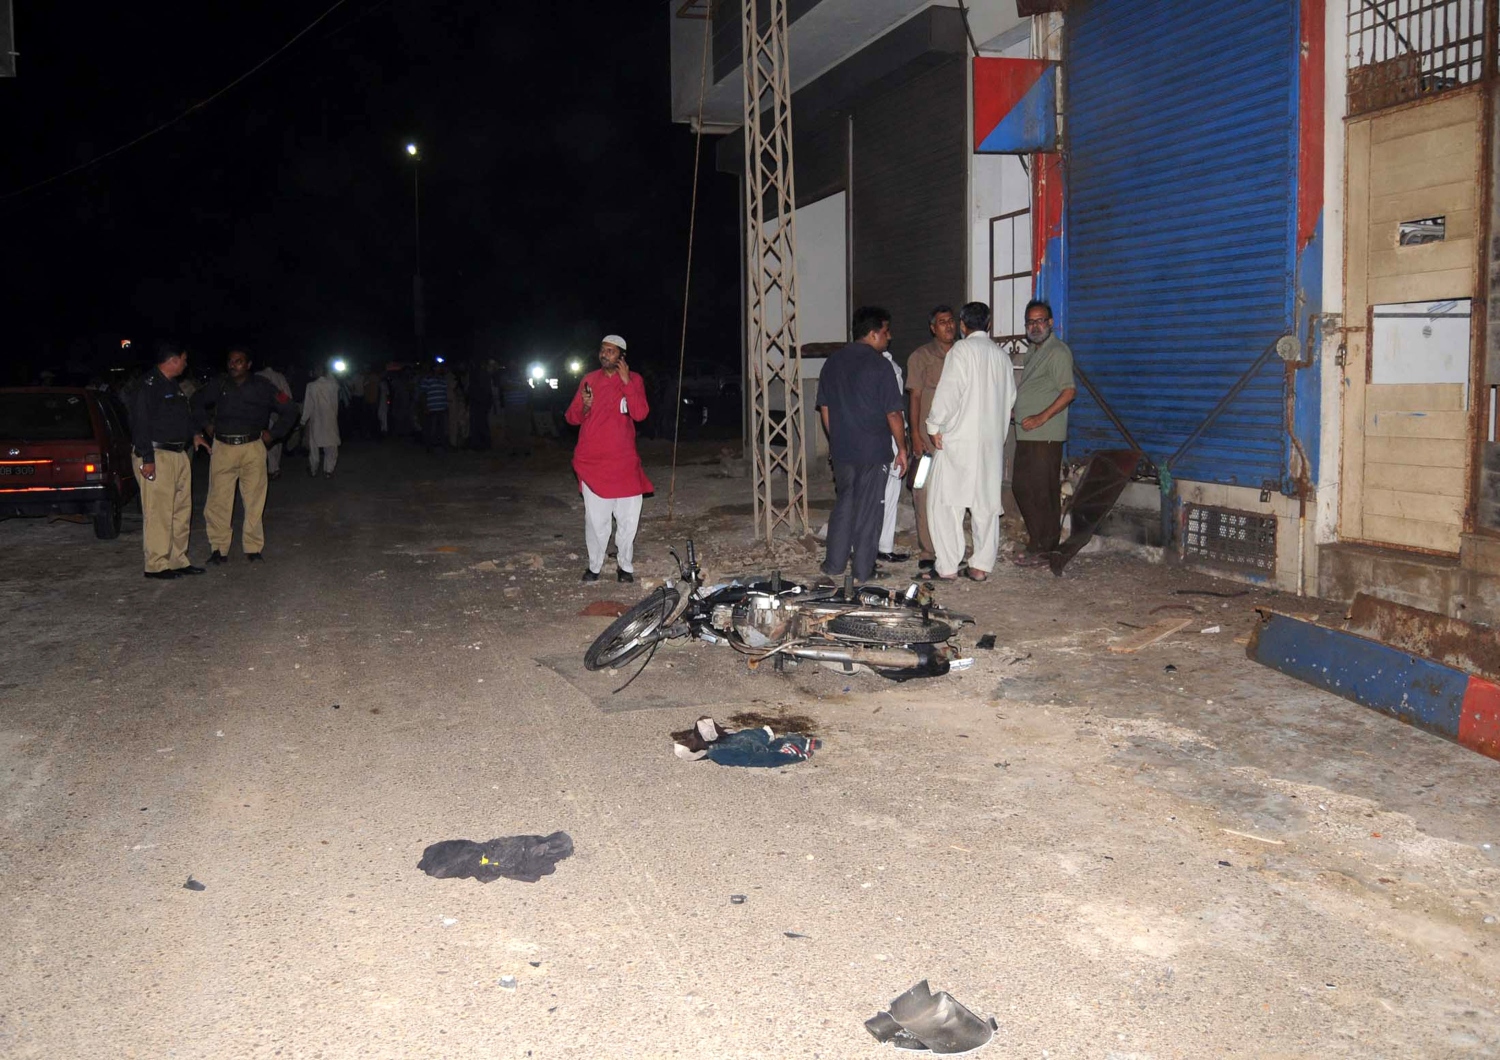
[912,453,933,489]
[584,382,593,400]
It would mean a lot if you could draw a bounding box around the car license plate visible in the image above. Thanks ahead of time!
[0,466,36,476]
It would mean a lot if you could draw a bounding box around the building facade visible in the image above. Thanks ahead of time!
[671,0,1500,620]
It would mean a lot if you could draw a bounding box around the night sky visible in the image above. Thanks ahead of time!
[0,1,740,384]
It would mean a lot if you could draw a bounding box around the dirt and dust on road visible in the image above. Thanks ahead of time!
[1,436,1497,1059]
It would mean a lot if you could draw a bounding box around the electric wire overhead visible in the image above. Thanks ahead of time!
[666,4,714,521]
[0,0,356,204]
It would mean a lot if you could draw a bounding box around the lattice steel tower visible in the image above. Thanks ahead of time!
[741,0,808,540]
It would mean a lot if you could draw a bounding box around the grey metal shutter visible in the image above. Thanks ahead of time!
[1064,0,1298,487]
[851,58,967,365]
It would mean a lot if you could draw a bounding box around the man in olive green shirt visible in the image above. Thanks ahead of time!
[1012,299,1076,562]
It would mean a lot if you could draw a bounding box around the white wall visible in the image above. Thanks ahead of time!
[969,155,1031,330]
[966,35,1032,328]
[793,191,849,345]
[759,192,848,459]
[759,190,848,345]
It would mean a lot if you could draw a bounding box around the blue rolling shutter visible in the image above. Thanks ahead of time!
[1064,0,1298,488]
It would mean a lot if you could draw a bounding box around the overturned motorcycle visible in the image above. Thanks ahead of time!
[583,541,974,681]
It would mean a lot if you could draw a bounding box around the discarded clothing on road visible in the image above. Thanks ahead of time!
[671,715,819,767]
[418,831,574,883]
[865,979,996,1054]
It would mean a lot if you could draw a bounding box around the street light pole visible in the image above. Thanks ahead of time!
[406,143,425,353]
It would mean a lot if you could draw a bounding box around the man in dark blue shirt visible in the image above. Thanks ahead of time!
[193,348,298,563]
[128,341,211,579]
[815,306,909,581]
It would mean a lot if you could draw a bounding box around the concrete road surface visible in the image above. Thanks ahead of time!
[2,439,1497,1059]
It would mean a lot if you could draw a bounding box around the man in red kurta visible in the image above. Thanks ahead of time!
[564,334,652,582]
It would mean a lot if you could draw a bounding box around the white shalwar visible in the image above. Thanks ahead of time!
[879,350,905,554]
[302,375,342,476]
[924,331,1017,576]
[581,481,643,574]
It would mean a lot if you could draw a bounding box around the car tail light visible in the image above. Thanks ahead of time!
[84,454,102,481]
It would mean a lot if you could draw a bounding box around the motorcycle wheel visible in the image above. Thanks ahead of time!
[826,613,957,644]
[583,587,682,672]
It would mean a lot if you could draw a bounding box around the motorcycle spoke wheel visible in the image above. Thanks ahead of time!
[825,613,957,644]
[583,588,681,671]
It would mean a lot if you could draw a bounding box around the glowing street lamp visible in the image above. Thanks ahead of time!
[568,359,583,375]
[331,358,348,374]
[405,142,423,351]
[530,364,546,380]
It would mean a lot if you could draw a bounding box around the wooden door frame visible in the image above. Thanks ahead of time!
[1338,86,1486,554]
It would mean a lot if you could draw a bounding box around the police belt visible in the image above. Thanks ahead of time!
[152,441,190,453]
[216,433,260,445]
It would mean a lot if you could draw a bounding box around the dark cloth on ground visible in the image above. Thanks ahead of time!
[418,832,574,883]
[705,728,819,767]
[823,460,888,581]
[815,341,903,466]
[669,717,819,767]
[1012,439,1064,552]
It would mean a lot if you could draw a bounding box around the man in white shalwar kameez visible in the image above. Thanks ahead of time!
[923,301,1017,581]
[302,367,342,478]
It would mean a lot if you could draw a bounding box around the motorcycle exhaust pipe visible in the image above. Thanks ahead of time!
[783,645,926,668]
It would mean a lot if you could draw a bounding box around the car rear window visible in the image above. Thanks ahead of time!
[0,393,96,441]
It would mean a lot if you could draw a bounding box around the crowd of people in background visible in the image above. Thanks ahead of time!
[104,343,635,579]
[75,355,619,461]
[16,301,1075,590]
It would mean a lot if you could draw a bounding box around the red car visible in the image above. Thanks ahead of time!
[0,387,140,539]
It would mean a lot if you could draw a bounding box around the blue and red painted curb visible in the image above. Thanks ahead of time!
[1248,611,1500,761]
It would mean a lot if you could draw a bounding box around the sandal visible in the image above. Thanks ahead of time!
[964,568,989,581]
[917,569,958,581]
[1012,552,1049,568]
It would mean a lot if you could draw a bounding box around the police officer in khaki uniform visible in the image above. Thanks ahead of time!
[128,341,210,580]
[193,348,298,564]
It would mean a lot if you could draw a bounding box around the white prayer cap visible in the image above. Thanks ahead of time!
[601,334,627,351]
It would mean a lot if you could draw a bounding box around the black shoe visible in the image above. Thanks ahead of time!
[581,568,600,582]
[917,558,936,572]
[143,569,180,580]
[176,565,206,575]
[207,551,228,566]
[246,552,264,563]
[617,569,634,583]
[877,551,909,563]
